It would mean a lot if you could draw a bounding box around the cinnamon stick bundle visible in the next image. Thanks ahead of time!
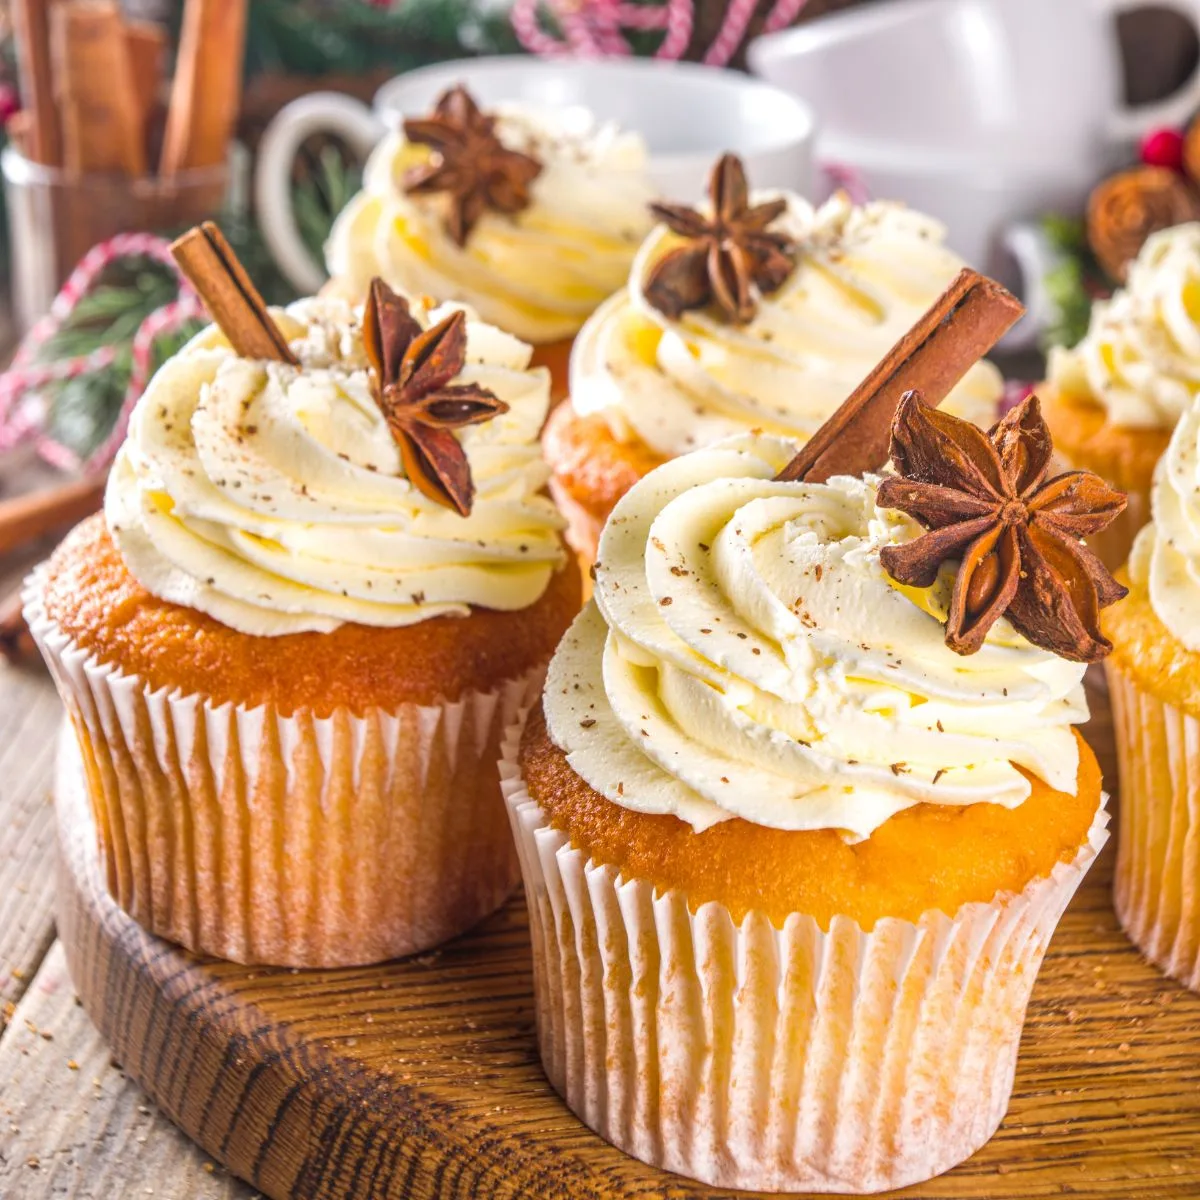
[52,1,146,176]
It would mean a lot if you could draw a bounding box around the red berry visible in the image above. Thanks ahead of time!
[1140,127,1185,172]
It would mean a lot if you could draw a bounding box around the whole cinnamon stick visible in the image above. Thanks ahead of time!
[12,0,62,165]
[172,222,299,363]
[0,476,106,558]
[160,0,248,176]
[125,21,168,146]
[52,1,146,176]
[776,269,1025,483]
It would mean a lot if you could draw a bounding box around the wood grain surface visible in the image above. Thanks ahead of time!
[51,677,1200,1200]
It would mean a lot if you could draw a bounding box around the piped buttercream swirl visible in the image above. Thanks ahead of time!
[326,104,654,343]
[544,436,1088,841]
[1129,391,1200,647]
[1049,223,1200,429]
[106,295,565,636]
[569,194,1004,457]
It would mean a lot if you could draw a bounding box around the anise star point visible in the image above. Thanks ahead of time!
[402,86,542,247]
[644,152,797,325]
[876,391,1128,663]
[363,278,508,517]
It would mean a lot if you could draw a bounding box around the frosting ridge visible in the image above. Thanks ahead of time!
[326,105,654,343]
[570,194,1004,457]
[106,295,566,636]
[544,436,1088,841]
[1130,392,1200,647]
[1049,223,1200,429]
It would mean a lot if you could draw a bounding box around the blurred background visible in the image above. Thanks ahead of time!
[0,0,1197,485]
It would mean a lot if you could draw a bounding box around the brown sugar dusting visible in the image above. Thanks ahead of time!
[41,515,581,716]
[519,705,1101,930]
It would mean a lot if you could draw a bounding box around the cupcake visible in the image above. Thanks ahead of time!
[326,85,655,401]
[544,154,1005,567]
[1105,391,1200,992]
[507,379,1124,1189]
[1044,223,1200,571]
[27,227,580,967]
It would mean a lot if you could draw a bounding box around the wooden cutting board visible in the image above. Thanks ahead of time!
[55,679,1200,1200]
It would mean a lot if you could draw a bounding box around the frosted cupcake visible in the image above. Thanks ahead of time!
[27,231,579,967]
[507,389,1123,1191]
[1106,390,1200,992]
[326,85,654,400]
[1045,223,1200,570]
[544,154,1005,565]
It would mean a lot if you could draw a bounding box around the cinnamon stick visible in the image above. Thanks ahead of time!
[52,1,146,176]
[776,269,1024,484]
[125,21,168,144]
[159,0,248,176]
[171,222,299,363]
[0,476,107,558]
[11,0,62,165]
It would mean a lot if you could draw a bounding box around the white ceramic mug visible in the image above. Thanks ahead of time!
[256,57,817,295]
[749,0,1200,345]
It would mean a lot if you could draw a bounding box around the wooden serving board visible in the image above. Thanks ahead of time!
[55,679,1200,1200]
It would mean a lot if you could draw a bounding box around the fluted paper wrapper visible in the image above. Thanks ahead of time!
[27,569,537,968]
[501,729,1108,1193]
[1108,664,1200,992]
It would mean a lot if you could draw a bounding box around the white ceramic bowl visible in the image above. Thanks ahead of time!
[256,56,817,293]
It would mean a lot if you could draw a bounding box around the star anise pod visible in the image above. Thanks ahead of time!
[363,278,509,517]
[644,153,797,324]
[876,392,1128,663]
[402,86,543,247]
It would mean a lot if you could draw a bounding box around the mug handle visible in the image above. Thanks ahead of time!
[254,93,385,295]
[994,221,1068,352]
[1101,0,1200,141]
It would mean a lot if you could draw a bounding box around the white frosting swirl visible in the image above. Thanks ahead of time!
[1049,223,1200,429]
[545,436,1087,841]
[106,295,566,636]
[1129,393,1200,648]
[570,195,1003,458]
[326,104,654,344]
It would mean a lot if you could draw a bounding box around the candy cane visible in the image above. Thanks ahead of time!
[762,0,808,34]
[654,0,694,58]
[514,0,691,59]
[0,348,119,455]
[0,232,198,466]
[511,0,575,55]
[702,0,759,64]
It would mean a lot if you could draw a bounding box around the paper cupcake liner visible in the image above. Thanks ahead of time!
[501,729,1108,1193]
[26,568,540,968]
[1107,664,1200,992]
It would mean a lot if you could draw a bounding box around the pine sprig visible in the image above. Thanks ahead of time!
[1038,214,1108,353]
[244,0,520,78]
